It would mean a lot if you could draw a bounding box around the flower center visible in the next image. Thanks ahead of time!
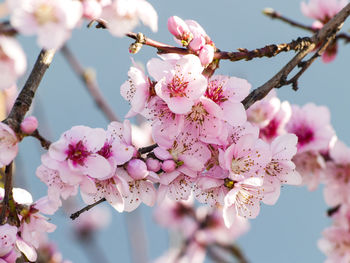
[205,80,227,104]
[167,74,189,98]
[231,156,253,175]
[66,141,90,166]
[186,102,208,124]
[224,178,236,189]
[34,4,57,25]
[98,142,112,159]
[294,124,314,147]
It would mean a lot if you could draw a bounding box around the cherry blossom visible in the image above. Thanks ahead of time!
[286,103,335,153]
[0,36,26,90]
[0,122,18,168]
[10,0,83,49]
[101,0,157,37]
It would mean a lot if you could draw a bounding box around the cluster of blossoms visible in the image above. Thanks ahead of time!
[0,188,68,263]
[1,0,350,262]
[153,197,249,263]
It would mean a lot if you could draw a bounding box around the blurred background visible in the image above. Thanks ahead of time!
[4,0,350,262]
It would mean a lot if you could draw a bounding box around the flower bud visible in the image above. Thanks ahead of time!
[161,159,176,173]
[199,44,214,66]
[127,159,149,180]
[167,16,193,46]
[146,158,161,172]
[20,116,38,134]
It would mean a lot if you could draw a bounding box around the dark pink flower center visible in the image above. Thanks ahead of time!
[294,125,314,147]
[167,75,189,98]
[98,142,112,159]
[66,140,90,166]
[260,119,279,139]
[205,80,227,104]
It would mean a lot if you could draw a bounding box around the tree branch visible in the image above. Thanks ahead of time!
[29,130,51,150]
[0,162,15,224]
[70,198,106,220]
[4,49,55,132]
[263,8,315,32]
[138,143,158,154]
[60,45,120,122]
[242,3,350,109]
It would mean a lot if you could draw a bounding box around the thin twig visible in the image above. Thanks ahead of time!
[70,198,106,220]
[263,8,316,32]
[219,244,249,263]
[216,37,312,61]
[0,162,14,224]
[29,130,51,150]
[4,49,55,132]
[61,45,120,122]
[242,3,350,109]
[138,143,158,154]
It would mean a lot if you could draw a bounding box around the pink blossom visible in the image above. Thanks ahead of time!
[167,16,193,46]
[117,167,156,212]
[20,116,38,134]
[293,150,326,191]
[81,0,111,19]
[265,134,302,186]
[0,122,18,168]
[36,163,78,206]
[323,140,350,206]
[0,36,26,90]
[10,0,83,49]
[247,90,281,128]
[183,97,226,144]
[198,44,214,66]
[220,134,271,180]
[286,103,335,153]
[120,62,152,118]
[206,75,251,126]
[101,0,157,37]
[48,125,111,180]
[149,55,207,114]
[80,176,124,212]
[301,0,347,23]
[260,101,292,142]
[146,158,161,172]
[142,96,184,146]
[0,224,17,260]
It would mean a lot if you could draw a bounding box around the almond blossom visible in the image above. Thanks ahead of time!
[0,36,26,90]
[286,103,335,153]
[148,54,207,114]
[101,0,157,37]
[10,0,83,49]
[0,122,18,168]
[48,125,111,180]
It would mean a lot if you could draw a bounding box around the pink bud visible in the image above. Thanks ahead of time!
[20,116,38,134]
[199,44,214,66]
[167,16,189,39]
[161,160,176,173]
[146,158,161,172]
[127,159,149,180]
[188,36,205,52]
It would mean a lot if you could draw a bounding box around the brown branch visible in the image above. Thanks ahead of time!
[218,244,249,263]
[327,205,341,217]
[4,49,55,132]
[242,3,350,109]
[263,8,316,32]
[60,45,120,122]
[0,21,17,36]
[70,198,106,220]
[138,143,158,154]
[284,34,336,91]
[29,130,51,150]
[216,37,312,61]
[0,162,14,224]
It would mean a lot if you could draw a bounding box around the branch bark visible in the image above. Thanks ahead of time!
[242,3,350,109]
[4,49,55,132]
